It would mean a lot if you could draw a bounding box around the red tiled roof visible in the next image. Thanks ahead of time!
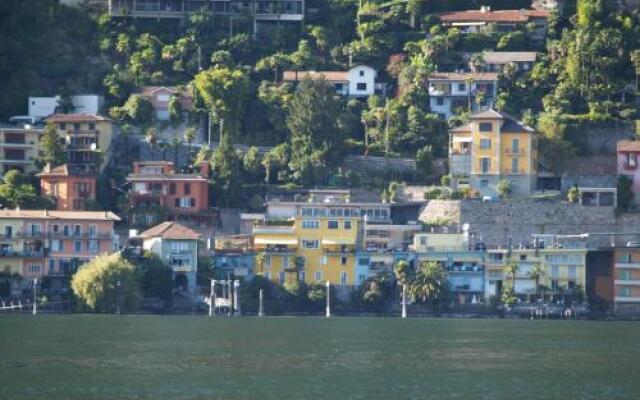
[140,221,201,240]
[428,72,499,81]
[439,9,550,23]
[617,140,640,152]
[0,210,120,221]
[283,70,349,82]
[45,114,111,123]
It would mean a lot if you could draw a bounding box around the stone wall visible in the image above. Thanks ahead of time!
[419,199,640,247]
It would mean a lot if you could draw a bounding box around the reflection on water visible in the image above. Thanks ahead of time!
[0,315,638,400]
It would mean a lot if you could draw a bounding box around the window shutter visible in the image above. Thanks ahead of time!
[190,198,195,207]
[175,198,180,207]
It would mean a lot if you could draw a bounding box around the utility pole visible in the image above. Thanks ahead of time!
[32,278,37,315]
[325,281,331,318]
[209,279,216,317]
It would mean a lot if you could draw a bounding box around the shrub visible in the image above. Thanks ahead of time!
[567,187,580,203]
[424,187,442,200]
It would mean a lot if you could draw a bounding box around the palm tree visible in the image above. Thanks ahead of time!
[528,265,545,301]
[145,127,158,160]
[254,252,266,276]
[408,261,448,304]
[393,259,412,287]
[184,126,196,164]
[503,262,518,291]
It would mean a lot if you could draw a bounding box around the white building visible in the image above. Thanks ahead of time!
[28,95,104,120]
[283,65,385,97]
[427,72,499,119]
[475,52,538,73]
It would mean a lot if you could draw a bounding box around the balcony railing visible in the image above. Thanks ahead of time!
[615,262,640,269]
[0,250,46,258]
[504,169,526,175]
[505,148,525,155]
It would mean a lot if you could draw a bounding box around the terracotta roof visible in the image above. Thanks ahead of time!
[36,164,70,177]
[0,209,120,221]
[139,86,193,109]
[618,140,640,152]
[482,51,538,64]
[439,9,550,23]
[470,109,535,133]
[283,70,349,82]
[45,114,111,123]
[140,221,201,240]
[428,72,499,81]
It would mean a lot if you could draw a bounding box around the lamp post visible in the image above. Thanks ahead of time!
[32,278,37,315]
[209,279,216,317]
[233,280,241,316]
[401,284,407,319]
[258,289,264,317]
[325,281,331,318]
[116,279,121,315]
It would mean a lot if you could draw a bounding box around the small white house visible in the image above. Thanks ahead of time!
[28,95,104,120]
[283,65,384,97]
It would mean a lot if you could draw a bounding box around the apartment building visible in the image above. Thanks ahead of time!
[427,72,499,119]
[449,109,538,197]
[283,65,385,97]
[140,221,201,293]
[439,7,550,42]
[617,140,640,203]
[108,0,304,34]
[45,114,114,174]
[37,164,97,211]
[612,246,640,316]
[413,233,485,304]
[0,124,43,174]
[126,161,214,229]
[0,210,120,283]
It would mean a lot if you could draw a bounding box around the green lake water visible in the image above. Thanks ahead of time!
[0,315,638,399]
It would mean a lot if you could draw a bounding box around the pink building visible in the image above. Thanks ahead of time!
[617,140,640,199]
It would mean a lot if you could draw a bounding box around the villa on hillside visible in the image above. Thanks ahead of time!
[449,109,538,197]
[427,72,499,119]
[471,51,538,73]
[282,65,386,97]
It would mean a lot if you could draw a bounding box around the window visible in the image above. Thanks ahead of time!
[619,269,631,280]
[321,256,327,265]
[51,239,62,252]
[59,123,66,130]
[171,242,190,253]
[568,266,577,280]
[169,183,176,195]
[335,83,344,92]
[436,97,444,106]
[74,241,82,252]
[63,225,70,237]
[480,158,490,174]
[179,197,193,208]
[479,122,493,132]
[341,256,348,266]
[89,225,97,238]
[157,94,170,102]
[551,265,559,279]
[88,122,96,130]
[359,70,365,77]
[480,138,491,149]
[511,158,519,174]
[356,82,367,91]
[480,179,489,187]
[74,224,81,236]
[264,271,271,279]
[458,83,466,91]
[344,220,352,230]
[328,220,339,229]
[28,265,40,274]
[184,183,191,195]
[88,240,99,253]
[4,226,11,238]
[314,271,322,282]
[302,220,319,229]
[73,123,80,131]
[512,138,520,153]
[358,274,366,284]
[626,153,637,168]
[340,272,347,285]
[265,256,271,269]
[30,224,41,236]
[302,239,319,249]
[619,287,631,297]
[48,259,55,272]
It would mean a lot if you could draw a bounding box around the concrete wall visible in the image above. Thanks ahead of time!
[419,199,640,247]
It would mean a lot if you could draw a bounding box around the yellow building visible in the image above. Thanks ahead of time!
[45,114,114,174]
[0,124,43,174]
[486,237,587,301]
[449,109,538,197]
[253,191,395,287]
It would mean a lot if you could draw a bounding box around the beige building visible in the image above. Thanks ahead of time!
[0,125,43,174]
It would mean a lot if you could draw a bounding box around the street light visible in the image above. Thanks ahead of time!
[32,278,37,315]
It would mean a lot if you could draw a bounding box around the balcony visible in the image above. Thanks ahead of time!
[0,250,46,258]
[253,226,294,235]
[505,148,525,155]
[110,0,186,18]
[130,189,168,197]
[503,169,526,175]
[255,1,304,21]
[615,262,640,269]
[255,245,297,254]
[615,279,640,286]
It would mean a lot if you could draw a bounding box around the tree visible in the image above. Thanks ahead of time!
[40,124,67,167]
[286,78,342,185]
[210,135,242,207]
[145,127,158,160]
[504,263,518,290]
[393,259,413,287]
[567,186,580,203]
[496,179,512,199]
[617,175,634,211]
[118,94,155,130]
[408,261,448,304]
[415,145,433,183]
[184,126,196,162]
[193,66,250,139]
[0,170,46,209]
[168,94,184,128]
[133,251,173,303]
[262,143,290,184]
[71,253,140,313]
[528,265,545,301]
[242,146,263,183]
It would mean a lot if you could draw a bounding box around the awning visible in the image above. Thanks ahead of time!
[452,136,473,143]
[254,238,297,245]
[322,239,355,246]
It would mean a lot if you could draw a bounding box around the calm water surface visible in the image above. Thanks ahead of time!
[0,315,638,399]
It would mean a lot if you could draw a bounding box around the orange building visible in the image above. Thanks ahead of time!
[0,210,120,281]
[37,164,97,211]
[126,161,214,230]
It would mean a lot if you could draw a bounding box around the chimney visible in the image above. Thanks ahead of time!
[44,210,49,216]
[199,161,211,179]
[44,163,51,173]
